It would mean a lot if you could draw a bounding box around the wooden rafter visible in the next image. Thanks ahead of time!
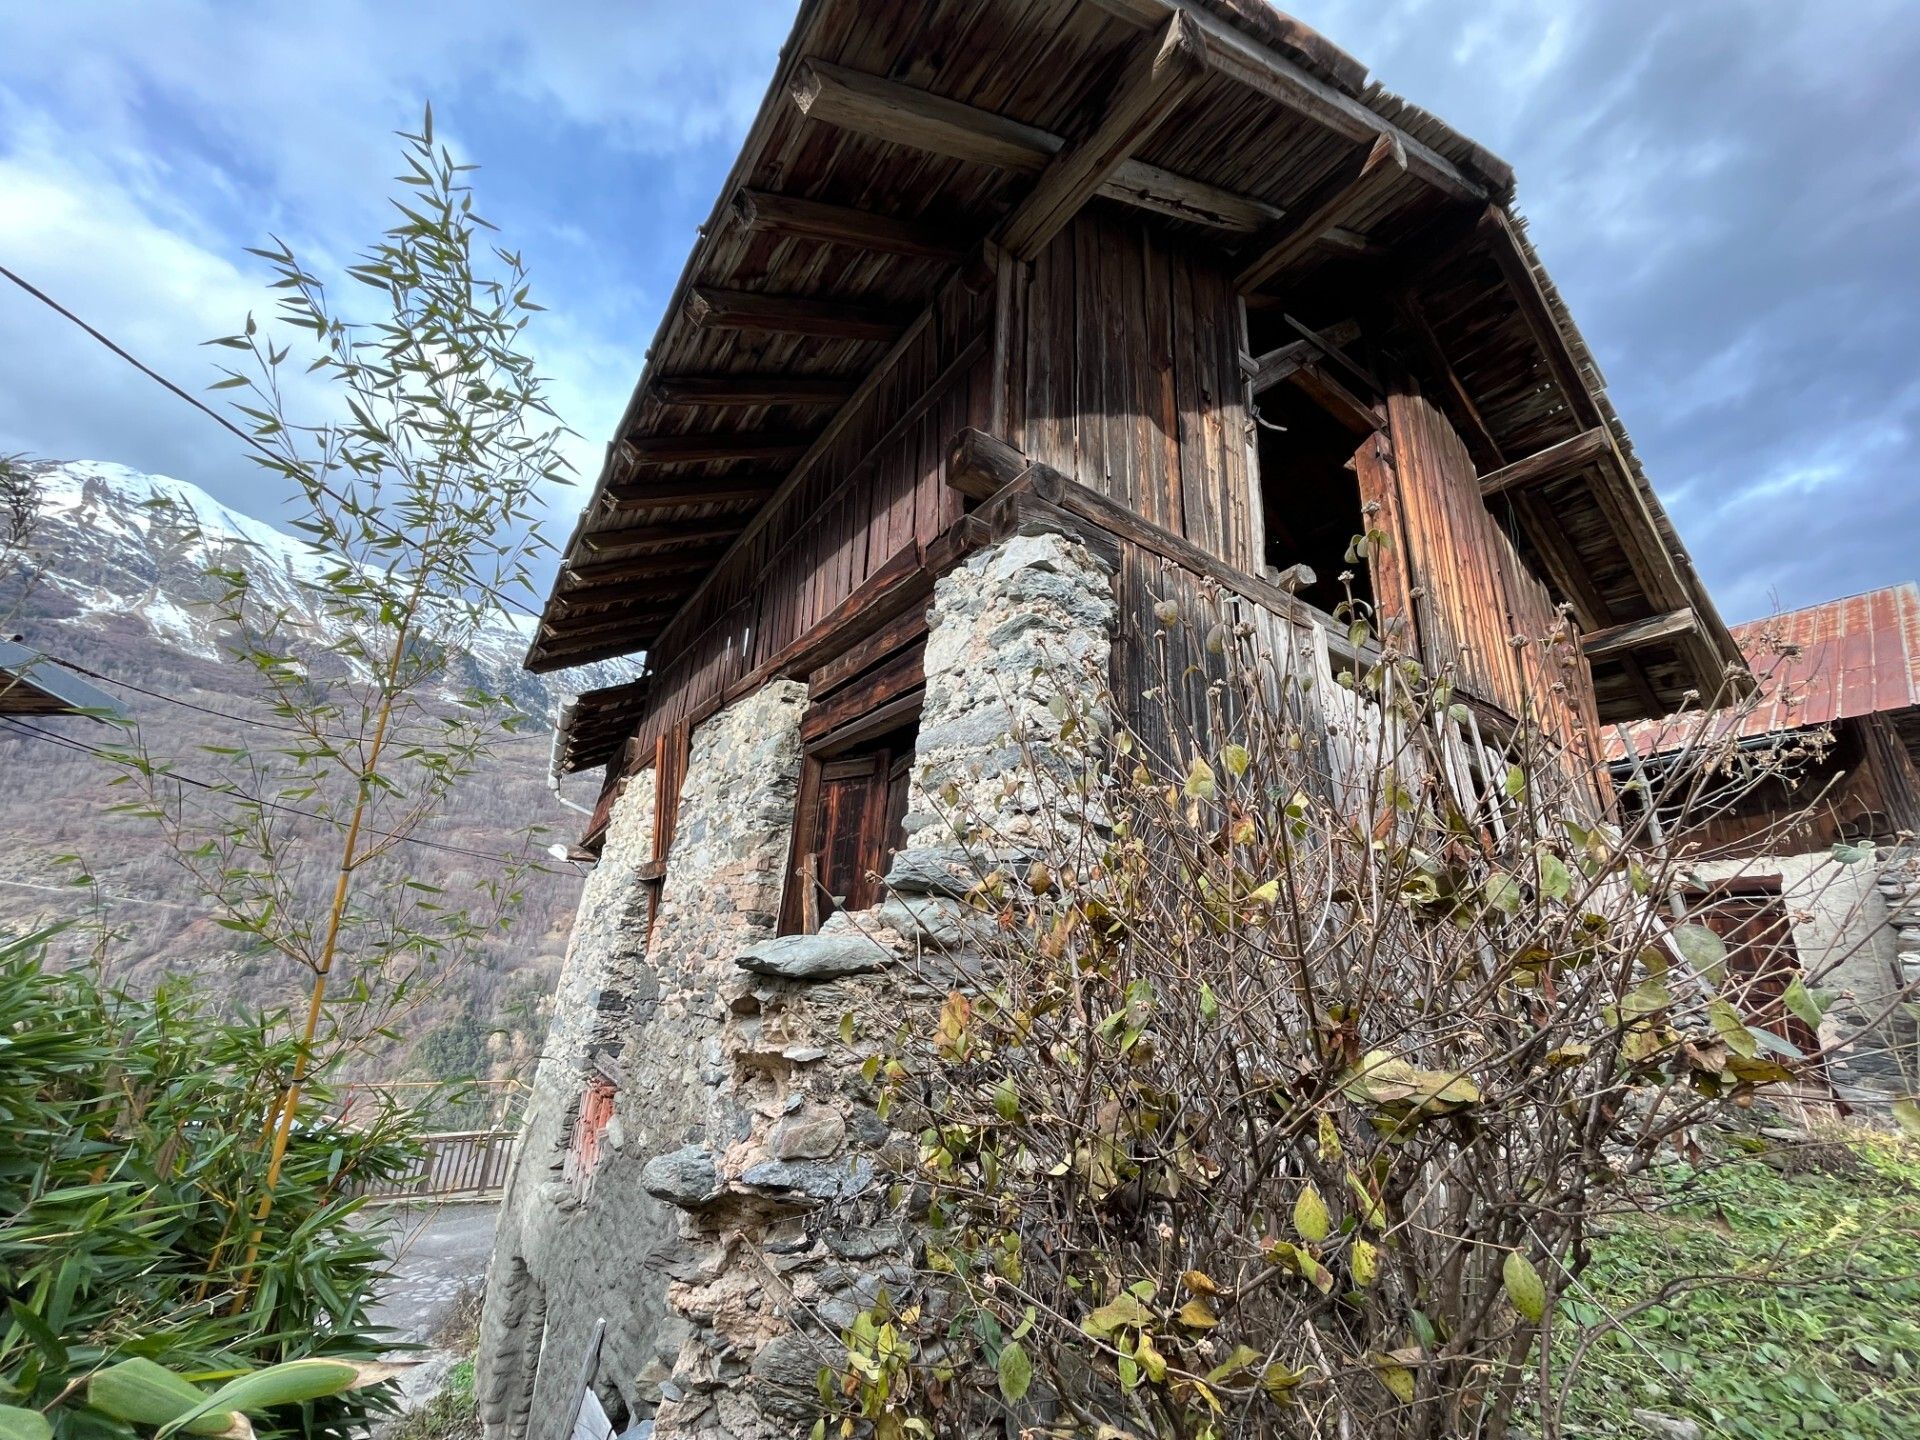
[601,477,779,513]
[733,188,967,262]
[686,286,906,342]
[1580,608,1699,661]
[792,59,1280,234]
[1243,338,1317,395]
[580,522,744,556]
[618,432,812,467]
[564,546,735,586]
[997,14,1209,261]
[1120,1,1502,200]
[1080,0,1368,91]
[1236,133,1407,292]
[650,374,857,409]
[1477,426,1611,497]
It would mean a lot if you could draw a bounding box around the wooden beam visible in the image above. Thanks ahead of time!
[792,59,1280,234]
[1288,362,1381,436]
[650,374,857,408]
[1283,314,1378,396]
[1580,608,1699,661]
[554,574,703,610]
[686,286,906,342]
[1120,2,1503,201]
[997,14,1209,260]
[733,188,967,262]
[579,523,743,556]
[564,546,732,586]
[601,477,779,513]
[948,425,1036,500]
[618,431,812,467]
[1236,133,1407,291]
[541,611,678,645]
[1243,339,1317,395]
[1477,426,1612,497]
[1081,0,1368,93]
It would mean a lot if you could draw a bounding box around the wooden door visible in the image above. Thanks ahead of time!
[1690,883,1820,1056]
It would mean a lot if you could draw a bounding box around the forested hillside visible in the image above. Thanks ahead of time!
[0,459,630,1088]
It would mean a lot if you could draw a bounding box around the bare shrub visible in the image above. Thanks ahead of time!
[820,578,1894,1440]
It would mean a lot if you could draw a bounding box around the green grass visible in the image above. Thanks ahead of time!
[1557,1126,1920,1440]
[390,1359,478,1440]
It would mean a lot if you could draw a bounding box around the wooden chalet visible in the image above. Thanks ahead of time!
[533,0,1741,867]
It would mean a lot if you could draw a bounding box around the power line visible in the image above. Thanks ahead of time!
[0,718,568,875]
[0,261,549,623]
[0,874,200,913]
[53,653,554,748]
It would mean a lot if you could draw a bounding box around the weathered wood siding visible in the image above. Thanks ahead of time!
[620,284,993,761]
[1018,207,1258,572]
[1380,389,1603,765]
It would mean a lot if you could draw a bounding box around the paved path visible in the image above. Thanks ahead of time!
[366,1202,499,1344]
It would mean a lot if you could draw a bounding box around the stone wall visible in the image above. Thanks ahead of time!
[478,527,1115,1440]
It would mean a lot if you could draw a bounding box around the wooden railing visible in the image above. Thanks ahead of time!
[358,1128,518,1202]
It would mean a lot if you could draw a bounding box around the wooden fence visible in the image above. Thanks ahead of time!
[358,1128,518,1202]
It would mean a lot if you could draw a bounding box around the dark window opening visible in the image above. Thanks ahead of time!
[1252,378,1374,618]
[782,719,917,934]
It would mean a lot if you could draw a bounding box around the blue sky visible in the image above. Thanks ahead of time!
[2,0,1916,623]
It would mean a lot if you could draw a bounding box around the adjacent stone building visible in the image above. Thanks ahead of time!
[479,2,1744,1434]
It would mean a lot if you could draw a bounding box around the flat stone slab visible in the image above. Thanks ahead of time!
[740,1156,875,1201]
[736,932,893,981]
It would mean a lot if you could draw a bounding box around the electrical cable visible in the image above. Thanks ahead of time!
[0,717,566,875]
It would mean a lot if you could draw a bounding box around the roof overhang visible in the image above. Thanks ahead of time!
[0,639,123,721]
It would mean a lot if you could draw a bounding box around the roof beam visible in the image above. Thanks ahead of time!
[1580,608,1700,661]
[733,188,967,262]
[1244,338,1317,395]
[601,477,780,513]
[686,286,906,342]
[1096,0,1502,200]
[554,575,699,611]
[1081,0,1368,92]
[617,431,812,467]
[792,59,1279,234]
[565,546,735,585]
[1477,426,1612,497]
[1236,133,1407,291]
[998,14,1210,261]
[579,522,744,557]
[650,374,858,409]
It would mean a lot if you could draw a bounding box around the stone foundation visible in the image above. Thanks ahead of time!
[479,528,1115,1439]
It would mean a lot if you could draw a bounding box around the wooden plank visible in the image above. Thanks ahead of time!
[809,604,930,699]
[1477,426,1611,497]
[1396,293,1504,473]
[1158,6,1502,200]
[600,477,778,512]
[948,424,1035,499]
[1286,362,1381,436]
[801,643,925,744]
[1235,133,1407,292]
[578,522,743,556]
[619,432,812,466]
[1245,337,1317,394]
[733,187,968,262]
[562,547,731,586]
[792,58,1279,234]
[1579,607,1698,660]
[1080,0,1369,93]
[686,286,907,342]
[650,374,858,408]
[997,13,1209,261]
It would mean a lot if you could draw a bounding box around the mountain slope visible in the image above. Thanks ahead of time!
[0,460,638,1088]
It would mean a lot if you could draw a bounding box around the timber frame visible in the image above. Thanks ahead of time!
[534,0,1744,820]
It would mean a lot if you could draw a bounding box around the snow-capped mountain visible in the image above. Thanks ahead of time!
[14,459,635,718]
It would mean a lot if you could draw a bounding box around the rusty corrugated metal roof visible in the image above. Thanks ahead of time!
[1609,583,1920,759]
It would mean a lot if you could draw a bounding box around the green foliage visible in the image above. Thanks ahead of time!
[1560,1130,1920,1440]
[0,928,415,1436]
